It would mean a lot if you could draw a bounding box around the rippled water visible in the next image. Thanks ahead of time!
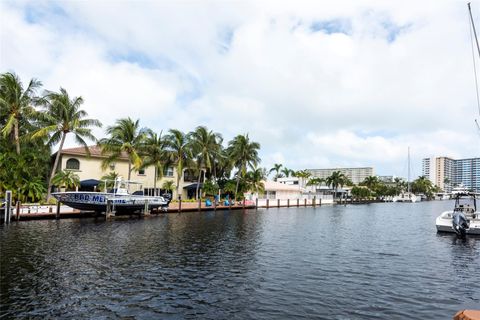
[1,201,479,319]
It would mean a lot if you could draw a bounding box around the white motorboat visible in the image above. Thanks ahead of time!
[435,191,480,236]
[53,178,171,214]
[393,192,419,203]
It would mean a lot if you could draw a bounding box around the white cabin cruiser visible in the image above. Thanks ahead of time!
[53,178,171,214]
[435,191,480,236]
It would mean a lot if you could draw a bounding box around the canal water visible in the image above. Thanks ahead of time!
[1,201,479,319]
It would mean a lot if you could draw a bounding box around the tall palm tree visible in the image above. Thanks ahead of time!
[0,72,42,154]
[326,171,348,203]
[142,130,167,196]
[164,129,192,199]
[269,163,283,181]
[227,134,260,201]
[33,88,101,199]
[188,126,222,200]
[99,118,146,181]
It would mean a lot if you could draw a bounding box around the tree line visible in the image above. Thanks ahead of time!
[0,72,263,203]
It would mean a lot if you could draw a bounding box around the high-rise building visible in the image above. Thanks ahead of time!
[306,167,374,185]
[422,156,479,192]
[422,157,455,192]
[453,158,480,192]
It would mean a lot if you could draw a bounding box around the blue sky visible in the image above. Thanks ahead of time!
[1,0,479,179]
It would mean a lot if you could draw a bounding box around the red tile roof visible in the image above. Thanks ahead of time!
[57,145,129,160]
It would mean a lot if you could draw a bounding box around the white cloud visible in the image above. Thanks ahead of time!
[1,0,479,179]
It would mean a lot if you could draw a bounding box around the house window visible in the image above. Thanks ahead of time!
[163,166,174,177]
[66,158,80,170]
[138,169,145,175]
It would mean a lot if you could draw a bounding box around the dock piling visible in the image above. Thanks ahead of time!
[56,202,61,220]
[16,201,20,220]
[5,191,12,224]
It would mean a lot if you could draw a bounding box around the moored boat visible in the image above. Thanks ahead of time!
[435,191,480,236]
[53,178,171,214]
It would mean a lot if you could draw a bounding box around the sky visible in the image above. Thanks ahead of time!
[1,0,480,179]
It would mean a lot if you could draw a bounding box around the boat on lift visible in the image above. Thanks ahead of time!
[52,178,171,214]
[435,191,480,236]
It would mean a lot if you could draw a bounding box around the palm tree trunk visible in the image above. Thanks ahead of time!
[47,133,66,200]
[14,120,20,155]
[128,161,132,181]
[234,174,240,201]
[196,169,202,200]
[176,163,182,200]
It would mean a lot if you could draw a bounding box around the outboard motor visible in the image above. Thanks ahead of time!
[161,193,172,211]
[452,210,469,237]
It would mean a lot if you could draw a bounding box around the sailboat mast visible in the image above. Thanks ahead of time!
[468,3,480,135]
[407,147,411,193]
[469,3,480,58]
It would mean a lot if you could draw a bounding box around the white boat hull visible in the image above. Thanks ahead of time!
[435,210,480,235]
[393,193,419,203]
[53,192,171,213]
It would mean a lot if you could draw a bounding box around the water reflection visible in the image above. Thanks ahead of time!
[1,202,479,319]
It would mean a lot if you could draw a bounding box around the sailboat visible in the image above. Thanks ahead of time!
[393,147,419,203]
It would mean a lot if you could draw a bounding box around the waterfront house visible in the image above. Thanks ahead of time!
[52,146,194,199]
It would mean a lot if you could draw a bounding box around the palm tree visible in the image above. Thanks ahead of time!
[294,169,312,187]
[164,129,192,199]
[307,177,325,189]
[52,169,80,191]
[361,176,380,191]
[326,171,348,203]
[0,72,42,154]
[100,171,120,191]
[227,134,260,201]
[188,126,223,200]
[142,130,167,196]
[99,118,146,181]
[269,163,283,181]
[245,167,266,195]
[281,167,293,178]
[33,88,101,199]
[161,180,176,195]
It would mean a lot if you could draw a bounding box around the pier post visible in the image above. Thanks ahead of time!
[319,198,322,206]
[198,198,201,212]
[304,198,307,207]
[106,200,115,218]
[243,199,245,210]
[313,196,316,208]
[5,191,12,224]
[178,196,182,213]
[144,200,150,216]
[16,201,20,220]
[277,199,280,208]
[287,199,290,208]
[297,199,299,207]
[56,202,61,220]
[255,198,258,210]
[229,199,232,210]
[266,199,269,209]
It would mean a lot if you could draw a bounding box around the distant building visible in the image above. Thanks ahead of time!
[422,156,479,192]
[453,158,480,192]
[306,167,374,185]
[422,157,455,192]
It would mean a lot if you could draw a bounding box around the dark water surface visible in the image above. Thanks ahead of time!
[1,201,479,319]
